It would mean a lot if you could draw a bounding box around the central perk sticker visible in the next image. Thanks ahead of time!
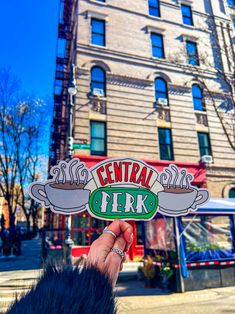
[28,157,209,220]
[85,158,162,220]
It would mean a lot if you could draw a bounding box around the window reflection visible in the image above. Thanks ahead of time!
[136,222,143,245]
[182,215,233,251]
[91,219,106,229]
[72,230,89,246]
[71,215,107,246]
[145,218,175,250]
[72,215,88,228]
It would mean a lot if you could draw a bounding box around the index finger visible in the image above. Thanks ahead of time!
[106,219,133,243]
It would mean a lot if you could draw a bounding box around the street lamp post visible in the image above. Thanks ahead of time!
[64,64,77,267]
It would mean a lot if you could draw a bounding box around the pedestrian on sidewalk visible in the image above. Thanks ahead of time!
[7,219,133,314]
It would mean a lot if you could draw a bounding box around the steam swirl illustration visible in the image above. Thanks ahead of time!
[60,162,67,184]
[51,167,60,184]
[49,159,90,185]
[159,165,194,189]
[69,159,79,184]
[160,173,167,186]
[81,168,89,184]
[180,170,186,189]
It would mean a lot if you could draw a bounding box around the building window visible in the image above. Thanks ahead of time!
[181,4,193,26]
[158,128,174,160]
[148,0,160,17]
[155,78,168,104]
[151,33,165,58]
[198,132,212,157]
[229,188,235,198]
[90,121,106,156]
[90,66,106,96]
[228,0,235,7]
[192,84,205,111]
[71,214,107,246]
[91,18,105,46]
[186,40,199,66]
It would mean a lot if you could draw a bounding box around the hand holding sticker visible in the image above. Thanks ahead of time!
[88,219,133,286]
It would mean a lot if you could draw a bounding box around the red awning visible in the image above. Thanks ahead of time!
[73,155,206,186]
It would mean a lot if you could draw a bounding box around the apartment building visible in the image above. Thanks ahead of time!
[49,0,235,258]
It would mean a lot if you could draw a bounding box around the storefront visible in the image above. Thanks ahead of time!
[143,199,235,291]
[63,155,206,260]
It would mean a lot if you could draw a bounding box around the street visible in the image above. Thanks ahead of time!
[116,283,235,314]
[0,239,235,313]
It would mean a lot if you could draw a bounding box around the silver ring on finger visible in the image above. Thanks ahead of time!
[103,227,117,239]
[111,247,125,259]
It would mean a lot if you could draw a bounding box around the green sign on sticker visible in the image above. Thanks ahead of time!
[89,187,158,220]
[73,143,90,150]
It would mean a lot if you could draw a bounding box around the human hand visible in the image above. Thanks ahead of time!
[87,219,133,286]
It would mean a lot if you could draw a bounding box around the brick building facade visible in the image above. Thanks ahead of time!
[49,0,235,258]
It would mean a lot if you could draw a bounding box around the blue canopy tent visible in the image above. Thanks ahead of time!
[181,198,235,262]
[142,199,235,292]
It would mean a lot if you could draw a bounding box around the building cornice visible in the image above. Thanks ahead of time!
[206,165,235,177]
[82,0,234,26]
[145,25,166,34]
[85,10,109,21]
[77,44,220,80]
[81,0,218,34]
[107,72,152,87]
[76,66,229,98]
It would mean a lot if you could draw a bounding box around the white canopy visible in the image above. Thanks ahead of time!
[196,198,235,214]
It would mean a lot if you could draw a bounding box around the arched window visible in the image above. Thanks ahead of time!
[90,66,106,97]
[155,78,168,105]
[192,84,204,111]
[229,188,235,198]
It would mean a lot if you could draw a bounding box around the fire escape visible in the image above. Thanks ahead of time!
[49,0,76,165]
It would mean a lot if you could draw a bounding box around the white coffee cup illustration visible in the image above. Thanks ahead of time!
[158,186,209,216]
[29,158,91,215]
[30,181,90,214]
[158,165,209,216]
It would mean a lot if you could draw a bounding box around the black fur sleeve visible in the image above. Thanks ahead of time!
[7,264,116,314]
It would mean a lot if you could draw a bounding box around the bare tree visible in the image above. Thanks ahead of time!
[168,17,235,149]
[15,100,48,233]
[0,69,50,232]
[0,69,21,228]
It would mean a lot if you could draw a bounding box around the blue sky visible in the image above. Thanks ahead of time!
[0,0,59,99]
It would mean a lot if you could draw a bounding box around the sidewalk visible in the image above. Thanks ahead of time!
[0,238,42,313]
[116,284,235,314]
